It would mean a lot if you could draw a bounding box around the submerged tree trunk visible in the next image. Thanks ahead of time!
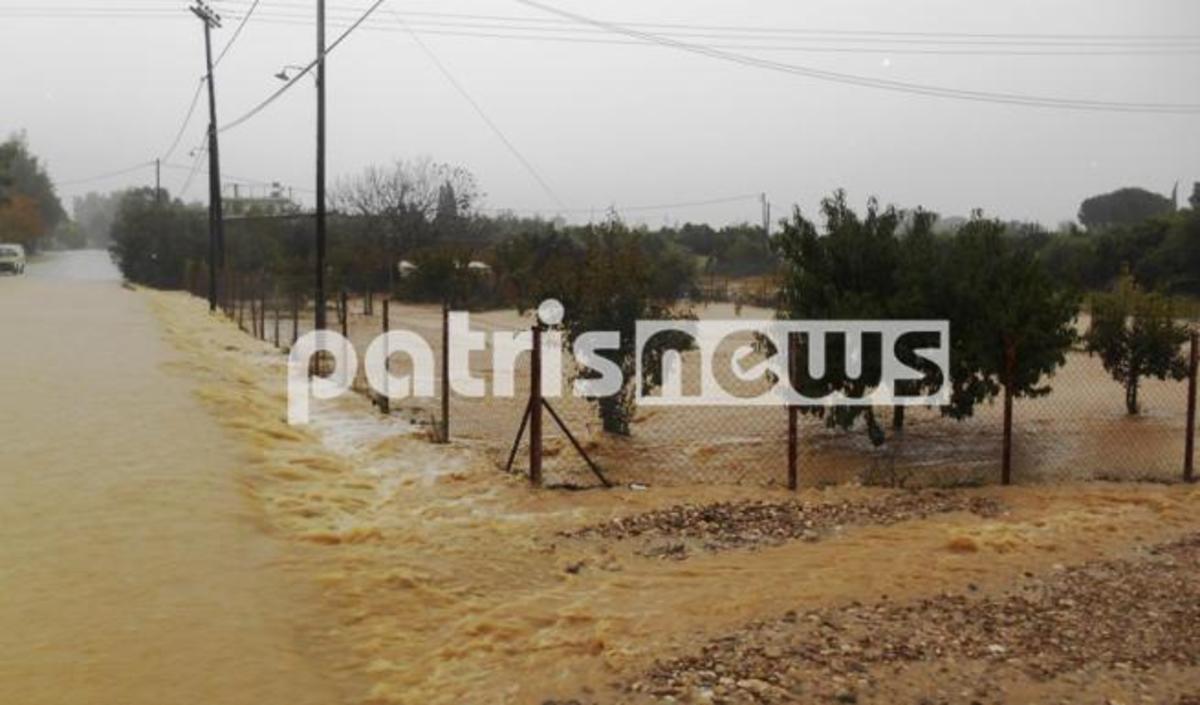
[1125,372,1140,415]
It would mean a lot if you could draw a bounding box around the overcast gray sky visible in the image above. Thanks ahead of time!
[3,0,1198,228]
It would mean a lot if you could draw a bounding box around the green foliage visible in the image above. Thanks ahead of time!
[937,214,1080,417]
[0,133,66,252]
[775,191,937,442]
[1085,273,1190,414]
[667,222,776,277]
[1037,209,1199,296]
[1078,186,1173,231]
[509,217,697,435]
[774,195,1079,444]
[108,188,206,288]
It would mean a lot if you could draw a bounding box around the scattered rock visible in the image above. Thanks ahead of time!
[563,491,1004,559]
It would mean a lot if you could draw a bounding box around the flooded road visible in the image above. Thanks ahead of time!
[0,251,347,705]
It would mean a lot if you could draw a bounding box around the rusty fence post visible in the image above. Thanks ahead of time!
[380,298,390,415]
[291,293,299,347]
[1001,384,1014,486]
[439,299,451,444]
[339,290,348,338]
[250,280,259,339]
[1185,330,1198,483]
[530,322,543,487]
[259,280,267,341]
[788,407,798,491]
[786,332,799,490]
[237,276,246,331]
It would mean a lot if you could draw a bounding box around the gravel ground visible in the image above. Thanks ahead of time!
[560,491,1004,559]
[608,533,1200,705]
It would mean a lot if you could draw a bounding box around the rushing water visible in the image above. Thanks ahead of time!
[0,251,348,705]
[5,253,1198,705]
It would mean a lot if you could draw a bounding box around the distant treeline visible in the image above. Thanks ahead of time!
[106,167,1200,308]
[100,165,1198,439]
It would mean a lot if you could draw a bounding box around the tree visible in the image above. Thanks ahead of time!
[0,194,46,248]
[1190,182,1199,211]
[938,214,1079,415]
[772,189,931,443]
[513,216,697,435]
[108,188,206,288]
[1078,187,1173,231]
[332,158,480,292]
[0,133,65,251]
[72,191,123,247]
[774,196,1078,483]
[1085,273,1190,414]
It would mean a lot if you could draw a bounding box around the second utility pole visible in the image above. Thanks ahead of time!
[314,0,327,331]
[191,0,224,313]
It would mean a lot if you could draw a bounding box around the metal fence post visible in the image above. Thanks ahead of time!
[259,281,267,341]
[1001,384,1014,486]
[439,300,451,443]
[530,322,543,487]
[1185,330,1198,483]
[339,289,348,338]
[380,298,390,415]
[788,407,798,491]
[786,332,799,491]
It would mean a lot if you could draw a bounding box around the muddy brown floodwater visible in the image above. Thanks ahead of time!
[5,253,1199,705]
[142,281,1200,704]
[0,251,351,705]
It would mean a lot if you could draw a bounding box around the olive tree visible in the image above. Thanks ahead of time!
[1085,273,1190,414]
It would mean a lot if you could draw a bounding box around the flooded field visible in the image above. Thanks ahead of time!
[147,285,1200,704]
[6,254,1199,705]
[267,296,1196,488]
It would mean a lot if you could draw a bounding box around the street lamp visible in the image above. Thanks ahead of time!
[273,64,310,82]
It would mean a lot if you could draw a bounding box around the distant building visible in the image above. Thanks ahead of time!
[222,182,301,217]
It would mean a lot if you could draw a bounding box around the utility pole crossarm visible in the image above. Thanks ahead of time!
[189,1,221,28]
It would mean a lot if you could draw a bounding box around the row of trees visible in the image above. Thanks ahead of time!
[100,158,1196,447]
[0,133,68,252]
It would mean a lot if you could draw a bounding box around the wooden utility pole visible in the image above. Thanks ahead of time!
[314,0,328,332]
[191,1,224,314]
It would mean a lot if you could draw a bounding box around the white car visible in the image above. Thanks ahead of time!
[0,244,25,275]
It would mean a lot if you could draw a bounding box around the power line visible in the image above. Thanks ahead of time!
[208,2,1200,43]
[215,7,1200,49]
[510,0,1200,114]
[57,161,155,187]
[8,6,1200,55]
[218,0,386,134]
[162,160,314,193]
[212,12,1200,56]
[213,0,261,67]
[11,5,1200,48]
[177,143,208,197]
[160,77,206,162]
[384,7,565,209]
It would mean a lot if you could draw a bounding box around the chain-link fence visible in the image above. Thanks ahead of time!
[186,213,1199,490]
